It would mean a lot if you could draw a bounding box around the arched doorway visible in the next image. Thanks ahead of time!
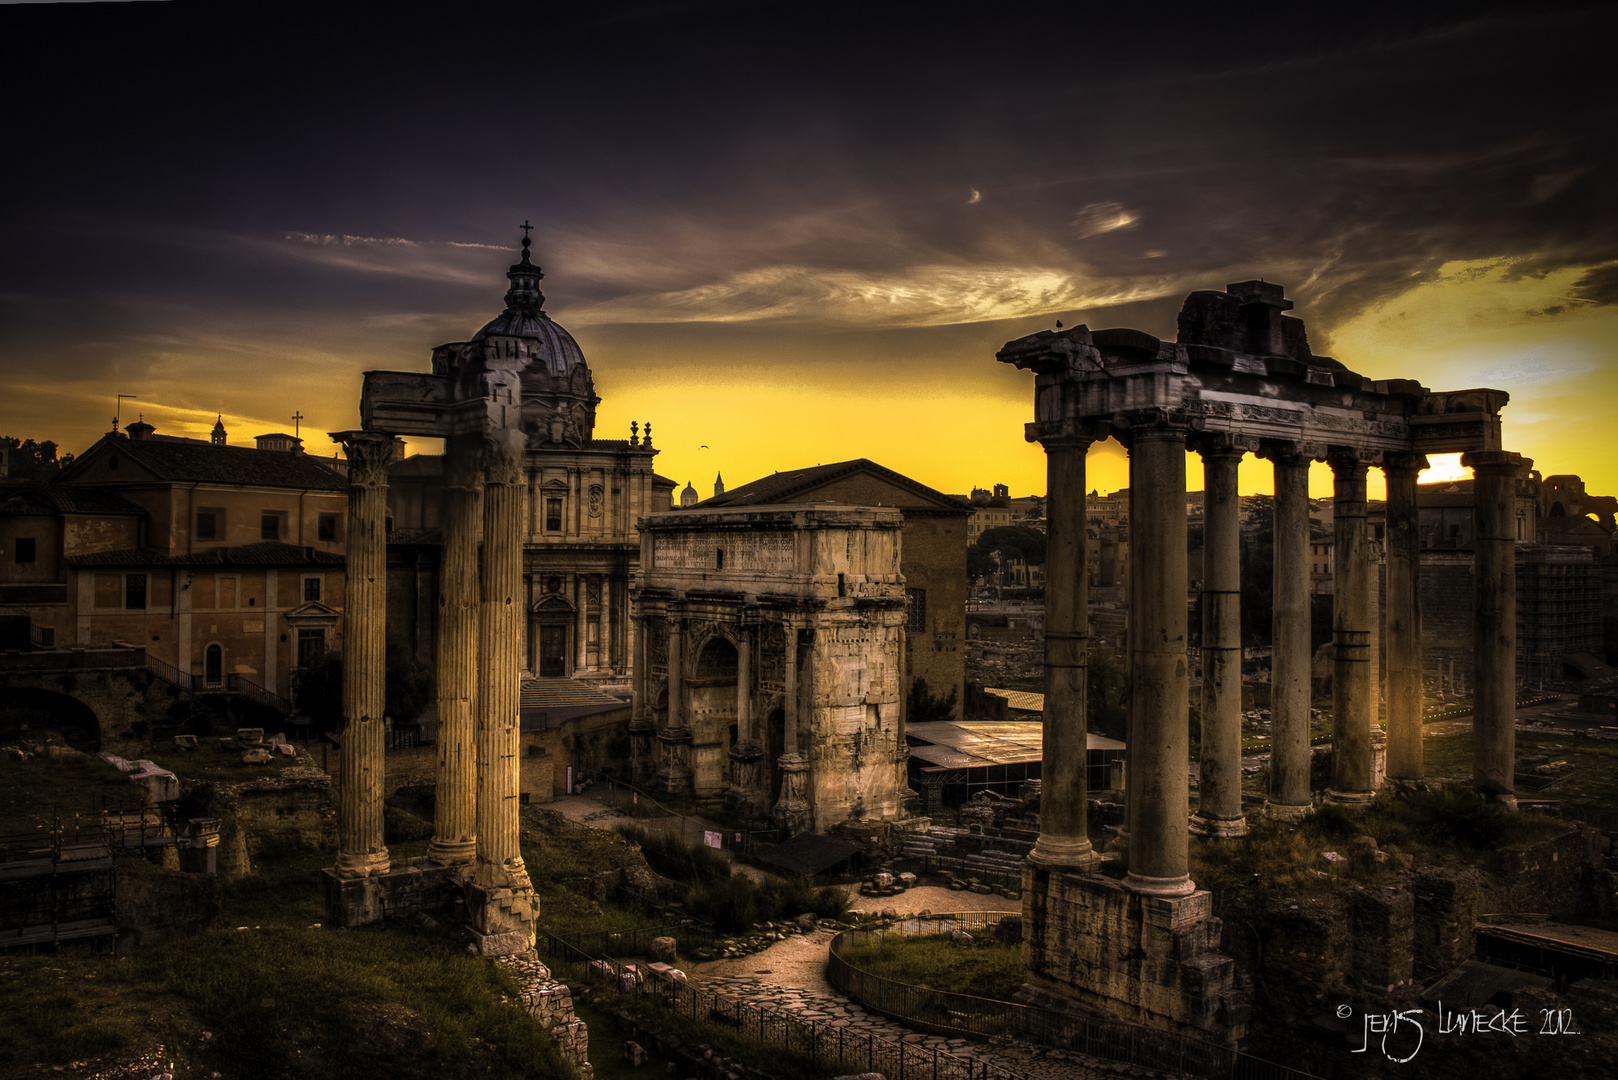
[204,644,224,687]
[0,687,101,752]
[688,635,738,795]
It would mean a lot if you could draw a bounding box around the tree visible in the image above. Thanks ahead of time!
[1,436,74,481]
[907,678,959,724]
[291,637,435,735]
[1087,645,1128,741]
[968,525,1047,583]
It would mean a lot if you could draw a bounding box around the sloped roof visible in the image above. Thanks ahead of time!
[64,435,347,490]
[0,483,143,516]
[700,459,971,513]
[519,677,630,729]
[907,720,1124,769]
[69,542,345,568]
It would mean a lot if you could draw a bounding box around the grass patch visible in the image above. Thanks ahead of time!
[120,924,579,1080]
[618,824,732,883]
[0,752,151,834]
[835,933,1025,1002]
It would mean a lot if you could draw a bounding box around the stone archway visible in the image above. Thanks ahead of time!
[687,635,738,795]
[0,686,100,752]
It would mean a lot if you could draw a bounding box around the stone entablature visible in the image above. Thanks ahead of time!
[633,505,913,833]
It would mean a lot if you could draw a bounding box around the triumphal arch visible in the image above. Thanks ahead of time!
[999,279,1525,1044]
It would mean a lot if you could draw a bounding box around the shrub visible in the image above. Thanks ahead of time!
[618,824,730,883]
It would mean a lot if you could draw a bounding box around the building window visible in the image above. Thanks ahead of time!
[14,537,35,563]
[318,513,339,542]
[261,513,283,541]
[205,644,223,686]
[545,497,563,532]
[125,573,147,610]
[297,629,325,666]
[196,509,222,540]
[716,548,725,570]
[907,588,927,633]
[304,576,321,602]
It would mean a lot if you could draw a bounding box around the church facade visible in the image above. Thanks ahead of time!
[383,244,675,697]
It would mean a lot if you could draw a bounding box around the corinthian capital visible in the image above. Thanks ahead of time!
[331,430,396,488]
[480,429,525,486]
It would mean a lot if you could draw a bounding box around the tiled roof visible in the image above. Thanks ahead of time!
[700,459,971,513]
[78,436,348,490]
[0,483,144,516]
[69,542,345,568]
[757,831,862,876]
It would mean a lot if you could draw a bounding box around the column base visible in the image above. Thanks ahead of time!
[1021,867,1245,1046]
[1189,813,1248,839]
[427,838,476,869]
[1124,871,1196,898]
[1324,789,1376,807]
[334,848,390,877]
[1263,800,1310,823]
[1027,836,1101,871]
[465,876,539,957]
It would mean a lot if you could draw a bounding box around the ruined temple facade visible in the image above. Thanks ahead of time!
[999,280,1527,1045]
[631,505,915,834]
[323,231,627,953]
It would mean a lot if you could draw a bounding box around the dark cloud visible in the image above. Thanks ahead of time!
[1570,263,1618,307]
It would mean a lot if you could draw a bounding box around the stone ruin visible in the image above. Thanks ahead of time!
[319,231,553,955]
[997,280,1528,1045]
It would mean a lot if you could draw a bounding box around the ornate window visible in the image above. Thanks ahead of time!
[906,588,927,633]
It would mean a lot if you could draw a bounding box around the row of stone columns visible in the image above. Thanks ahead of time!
[1029,417,1529,896]
[332,429,535,900]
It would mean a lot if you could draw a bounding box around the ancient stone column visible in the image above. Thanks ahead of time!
[1264,446,1313,821]
[1384,454,1426,782]
[667,612,685,732]
[1327,448,1375,804]
[1465,450,1529,804]
[331,430,394,877]
[575,576,588,674]
[629,599,655,786]
[737,624,753,745]
[1029,434,1100,869]
[1123,418,1193,897]
[428,438,480,867]
[774,624,810,831]
[1191,438,1247,838]
[475,430,531,890]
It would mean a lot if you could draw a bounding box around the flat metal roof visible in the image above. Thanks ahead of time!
[907,720,1124,769]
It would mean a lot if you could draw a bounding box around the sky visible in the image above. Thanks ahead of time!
[3,1,1615,503]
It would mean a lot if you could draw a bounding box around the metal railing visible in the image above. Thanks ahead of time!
[538,928,1039,1080]
[140,652,293,713]
[827,913,1326,1080]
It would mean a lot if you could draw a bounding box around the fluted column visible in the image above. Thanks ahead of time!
[1123,418,1193,897]
[1327,448,1375,804]
[1191,438,1247,838]
[774,623,810,831]
[332,430,393,877]
[737,625,753,743]
[575,576,588,674]
[1029,433,1100,869]
[475,430,529,887]
[1263,445,1314,820]
[1465,450,1530,804]
[428,438,480,867]
[667,613,685,731]
[1384,454,1426,782]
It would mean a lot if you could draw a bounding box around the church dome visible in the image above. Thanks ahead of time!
[465,227,599,447]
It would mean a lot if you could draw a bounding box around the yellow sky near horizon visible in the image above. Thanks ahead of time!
[16,259,1612,508]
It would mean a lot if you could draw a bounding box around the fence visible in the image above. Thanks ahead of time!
[827,914,1325,1080]
[594,779,783,858]
[538,928,1038,1080]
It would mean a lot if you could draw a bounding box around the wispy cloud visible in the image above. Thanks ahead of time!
[1072,202,1140,239]
[564,263,1183,328]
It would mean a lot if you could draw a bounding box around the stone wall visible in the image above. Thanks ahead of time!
[114,857,223,947]
[1021,867,1247,1045]
[192,766,337,880]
